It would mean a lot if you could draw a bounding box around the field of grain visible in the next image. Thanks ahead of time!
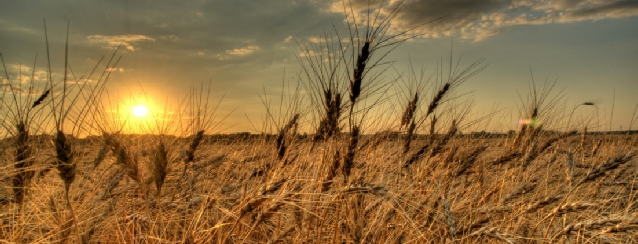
[1,132,636,243]
[2,2,637,242]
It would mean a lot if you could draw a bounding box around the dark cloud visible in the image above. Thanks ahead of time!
[400,0,509,23]
[2,0,635,69]
[570,1,638,19]
[329,0,638,41]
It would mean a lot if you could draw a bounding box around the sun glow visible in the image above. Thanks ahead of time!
[132,105,149,117]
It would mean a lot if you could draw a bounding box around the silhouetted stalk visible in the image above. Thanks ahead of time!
[403,121,416,155]
[13,122,32,206]
[402,93,418,154]
[426,83,450,118]
[429,115,438,142]
[276,114,299,160]
[314,90,342,142]
[401,93,418,129]
[322,150,341,192]
[183,130,204,177]
[349,41,369,116]
[343,125,359,183]
[430,120,457,157]
[152,141,169,198]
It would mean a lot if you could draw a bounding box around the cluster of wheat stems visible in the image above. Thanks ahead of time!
[2,2,637,244]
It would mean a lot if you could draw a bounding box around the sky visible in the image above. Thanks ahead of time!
[1,0,637,134]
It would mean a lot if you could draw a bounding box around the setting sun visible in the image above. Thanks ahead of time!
[132,105,148,117]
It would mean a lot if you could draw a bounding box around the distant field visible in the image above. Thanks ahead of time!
[1,133,636,243]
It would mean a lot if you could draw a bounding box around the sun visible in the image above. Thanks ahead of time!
[132,104,149,118]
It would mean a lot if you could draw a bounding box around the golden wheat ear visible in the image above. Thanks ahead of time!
[275,114,299,160]
[54,130,75,188]
[152,141,169,198]
[182,129,204,176]
[12,122,33,206]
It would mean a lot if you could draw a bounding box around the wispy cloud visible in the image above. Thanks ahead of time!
[9,64,32,73]
[307,36,328,43]
[87,34,155,51]
[2,64,48,84]
[328,0,638,41]
[226,45,260,56]
[284,35,295,43]
[106,67,127,72]
[217,45,261,60]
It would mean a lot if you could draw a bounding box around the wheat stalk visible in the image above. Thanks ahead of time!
[322,149,341,192]
[342,125,359,183]
[400,93,418,130]
[92,142,108,169]
[350,41,369,105]
[429,115,438,139]
[590,140,602,157]
[183,129,204,176]
[544,201,597,218]
[314,91,342,142]
[501,181,536,204]
[403,144,430,168]
[576,152,636,187]
[558,217,630,237]
[276,114,299,160]
[566,152,575,188]
[427,83,450,117]
[31,89,50,108]
[429,119,457,157]
[524,194,564,213]
[489,150,521,165]
[598,218,638,234]
[397,82,421,156]
[12,122,33,206]
[151,141,169,198]
[2,54,50,207]
[455,145,487,177]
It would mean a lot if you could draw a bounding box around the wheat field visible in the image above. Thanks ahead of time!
[2,2,637,243]
[0,131,636,243]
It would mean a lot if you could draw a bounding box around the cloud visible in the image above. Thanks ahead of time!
[227,45,260,56]
[106,67,127,72]
[327,0,638,41]
[217,45,261,60]
[566,1,638,20]
[284,35,295,43]
[2,63,48,85]
[299,50,319,57]
[87,34,155,51]
[9,64,33,73]
[307,36,328,43]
